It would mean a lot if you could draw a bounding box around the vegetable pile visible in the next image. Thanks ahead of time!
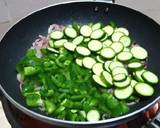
[16,22,159,122]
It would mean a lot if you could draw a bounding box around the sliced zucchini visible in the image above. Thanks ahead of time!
[135,83,154,96]
[117,51,133,62]
[90,29,104,39]
[130,79,138,88]
[100,47,116,59]
[64,42,76,51]
[120,35,131,47]
[100,34,108,42]
[87,110,100,121]
[110,42,124,54]
[96,55,105,63]
[54,39,67,48]
[113,77,131,88]
[112,66,128,76]
[114,85,133,100]
[109,61,124,71]
[115,27,129,36]
[111,32,124,42]
[76,46,91,56]
[84,38,91,43]
[48,40,54,47]
[92,63,104,76]
[82,57,96,69]
[72,22,80,32]
[72,36,84,45]
[101,71,113,86]
[92,22,102,31]
[102,25,114,36]
[88,40,102,52]
[102,39,112,47]
[113,73,127,82]
[133,70,145,82]
[75,58,83,66]
[80,25,92,37]
[47,47,59,53]
[142,71,159,84]
[123,48,130,52]
[50,31,64,40]
[104,61,113,72]
[128,62,143,70]
[131,46,148,60]
[92,75,107,87]
[64,27,77,38]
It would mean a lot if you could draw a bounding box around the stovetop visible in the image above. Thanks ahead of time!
[1,95,160,128]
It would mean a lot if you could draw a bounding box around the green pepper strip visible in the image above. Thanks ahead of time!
[44,100,56,114]
[25,92,42,107]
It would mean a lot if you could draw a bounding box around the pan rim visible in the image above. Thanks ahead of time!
[0,0,160,126]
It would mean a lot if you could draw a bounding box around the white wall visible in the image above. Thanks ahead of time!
[0,0,160,39]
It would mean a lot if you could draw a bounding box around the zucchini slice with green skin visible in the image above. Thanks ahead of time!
[72,22,80,32]
[102,39,112,47]
[96,55,105,63]
[134,83,154,96]
[142,71,159,84]
[91,22,102,31]
[90,29,105,39]
[128,62,143,70]
[113,77,131,88]
[111,32,124,42]
[133,70,145,82]
[92,75,107,87]
[76,46,91,56]
[101,71,113,86]
[54,39,67,48]
[130,79,138,88]
[102,25,114,36]
[112,66,128,76]
[82,57,96,69]
[131,46,148,60]
[47,47,59,53]
[104,61,113,72]
[64,27,77,38]
[109,61,124,71]
[114,85,133,100]
[100,47,116,59]
[115,27,129,36]
[84,38,91,43]
[88,40,102,52]
[80,25,92,37]
[92,63,104,76]
[75,58,83,66]
[87,110,100,121]
[100,34,108,42]
[48,40,54,47]
[50,31,64,40]
[113,73,127,82]
[64,42,77,51]
[123,47,130,52]
[117,51,133,62]
[72,36,84,45]
[110,42,124,54]
[120,35,131,47]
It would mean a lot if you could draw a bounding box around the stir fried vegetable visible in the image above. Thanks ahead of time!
[16,22,159,122]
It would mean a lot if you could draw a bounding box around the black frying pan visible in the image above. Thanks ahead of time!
[0,1,160,128]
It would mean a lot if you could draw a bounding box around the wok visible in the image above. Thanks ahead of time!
[0,1,160,128]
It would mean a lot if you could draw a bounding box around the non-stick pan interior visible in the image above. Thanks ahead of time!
[0,1,160,126]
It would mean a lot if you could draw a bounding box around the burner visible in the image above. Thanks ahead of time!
[1,96,160,128]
